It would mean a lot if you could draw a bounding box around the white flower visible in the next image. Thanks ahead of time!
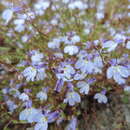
[77,81,90,95]
[126,41,130,49]
[36,91,47,101]
[2,9,13,24]
[19,93,29,101]
[64,45,79,55]
[102,40,118,52]
[94,93,108,103]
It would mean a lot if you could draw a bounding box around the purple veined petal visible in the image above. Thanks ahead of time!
[12,6,23,12]
[67,82,74,91]
[68,98,75,106]
[24,89,32,93]
[85,41,92,49]
[109,59,117,66]
[15,83,25,89]
[27,50,36,56]
[81,61,94,74]
[101,89,107,95]
[54,79,64,92]
[73,92,81,102]
[34,63,46,69]
[87,78,96,84]
[107,66,114,79]
[75,59,83,69]
[25,100,32,108]
[101,39,108,43]
[47,111,60,123]
[114,39,123,44]
[113,73,125,84]
[119,66,129,78]
[87,54,93,60]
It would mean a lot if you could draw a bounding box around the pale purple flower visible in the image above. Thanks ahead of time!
[30,50,44,63]
[114,33,126,43]
[107,65,129,84]
[13,19,25,32]
[19,107,40,123]
[77,81,90,95]
[54,79,64,92]
[56,63,75,81]
[48,38,61,49]
[71,35,80,43]
[19,93,29,101]
[36,91,47,101]
[6,100,18,112]
[22,66,46,81]
[34,110,60,130]
[75,58,94,74]
[93,56,103,73]
[102,40,118,52]
[74,72,87,80]
[64,45,79,55]
[64,91,81,106]
[94,92,108,104]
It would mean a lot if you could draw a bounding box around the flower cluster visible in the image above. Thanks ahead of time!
[0,0,130,130]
